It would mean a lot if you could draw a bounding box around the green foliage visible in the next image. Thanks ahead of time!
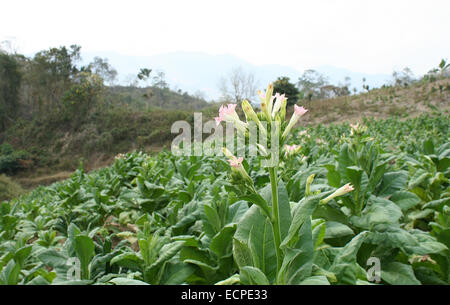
[61,71,104,125]
[0,52,22,131]
[0,114,448,285]
[0,174,23,202]
[0,143,31,174]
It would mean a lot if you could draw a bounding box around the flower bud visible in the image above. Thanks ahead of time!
[321,183,354,204]
[305,174,315,196]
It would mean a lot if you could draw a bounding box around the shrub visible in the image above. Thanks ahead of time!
[0,174,23,202]
[0,143,32,174]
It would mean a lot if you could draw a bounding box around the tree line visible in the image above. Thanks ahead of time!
[0,44,210,133]
[218,59,450,106]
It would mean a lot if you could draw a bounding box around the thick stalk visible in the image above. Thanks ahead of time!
[269,167,283,273]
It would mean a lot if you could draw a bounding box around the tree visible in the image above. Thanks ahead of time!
[193,90,207,100]
[219,66,259,103]
[424,58,450,81]
[86,57,118,85]
[152,70,168,89]
[26,45,82,112]
[272,76,300,106]
[61,71,104,127]
[362,77,369,92]
[0,52,22,131]
[392,67,415,87]
[297,70,328,101]
[137,68,152,87]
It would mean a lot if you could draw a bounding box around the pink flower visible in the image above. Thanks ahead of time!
[282,105,308,139]
[228,156,243,168]
[294,105,308,117]
[284,144,301,157]
[285,144,299,152]
[215,104,238,126]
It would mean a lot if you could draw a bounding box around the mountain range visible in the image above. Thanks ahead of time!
[81,51,393,101]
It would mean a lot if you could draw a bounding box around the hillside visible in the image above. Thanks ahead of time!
[297,78,450,126]
[1,77,449,192]
[103,85,211,111]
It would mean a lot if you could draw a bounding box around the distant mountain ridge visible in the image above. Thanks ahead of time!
[81,51,392,101]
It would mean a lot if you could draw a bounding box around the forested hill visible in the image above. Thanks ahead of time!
[103,85,210,111]
[0,45,216,186]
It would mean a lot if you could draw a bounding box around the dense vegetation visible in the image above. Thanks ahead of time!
[0,46,214,175]
[0,45,448,183]
[0,113,448,285]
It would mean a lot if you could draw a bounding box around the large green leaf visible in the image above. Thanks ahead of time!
[389,191,421,212]
[281,191,332,248]
[210,224,236,258]
[381,262,421,285]
[233,204,277,282]
[240,266,270,285]
[232,238,253,269]
[278,218,313,284]
[74,235,95,280]
[260,180,291,241]
[108,278,150,285]
[324,221,354,239]
[377,171,408,197]
[240,193,271,220]
[110,252,143,271]
[14,245,32,268]
[159,262,195,285]
[324,164,341,188]
[299,275,330,285]
[203,204,222,235]
[350,196,403,229]
[330,231,368,285]
[149,241,184,269]
[0,260,21,285]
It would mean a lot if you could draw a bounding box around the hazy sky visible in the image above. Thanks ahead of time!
[1,0,449,75]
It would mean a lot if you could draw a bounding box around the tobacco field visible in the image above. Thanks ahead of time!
[0,110,449,285]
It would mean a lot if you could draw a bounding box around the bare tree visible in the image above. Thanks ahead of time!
[219,66,259,103]
[124,74,138,87]
[152,70,168,89]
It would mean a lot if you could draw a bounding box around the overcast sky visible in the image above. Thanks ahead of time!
[1,0,449,75]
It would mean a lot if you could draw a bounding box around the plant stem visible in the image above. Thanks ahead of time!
[269,166,283,274]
